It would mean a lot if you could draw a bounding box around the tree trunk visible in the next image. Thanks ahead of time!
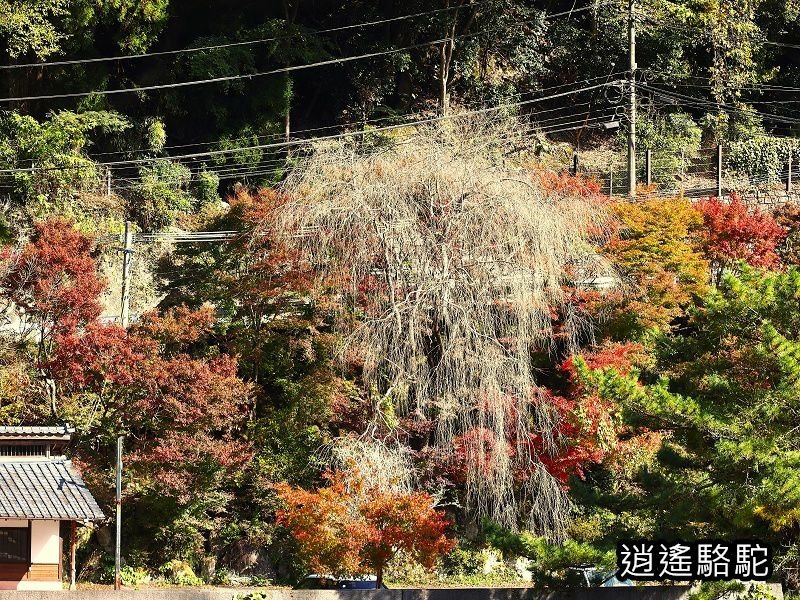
[437,0,477,117]
[438,35,456,116]
[281,1,299,142]
[438,45,449,116]
[38,332,58,417]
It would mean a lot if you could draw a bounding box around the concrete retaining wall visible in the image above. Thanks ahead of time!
[0,584,784,600]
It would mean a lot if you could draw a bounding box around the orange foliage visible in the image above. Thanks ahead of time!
[5,219,257,500]
[529,389,611,484]
[494,341,654,485]
[231,186,315,299]
[275,473,365,577]
[533,170,606,201]
[275,470,453,585]
[603,197,708,332]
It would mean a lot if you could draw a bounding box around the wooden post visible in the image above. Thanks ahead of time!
[106,168,112,197]
[716,144,723,198]
[571,152,579,176]
[115,436,122,591]
[646,149,652,186]
[788,153,793,193]
[69,521,77,590]
[120,221,134,328]
[609,169,614,197]
[627,0,637,197]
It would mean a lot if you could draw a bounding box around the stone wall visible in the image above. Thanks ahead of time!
[736,189,800,206]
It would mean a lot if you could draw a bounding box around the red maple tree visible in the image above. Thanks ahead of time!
[0,217,104,341]
[446,342,652,487]
[47,306,253,499]
[0,218,255,498]
[696,194,786,282]
[275,470,453,586]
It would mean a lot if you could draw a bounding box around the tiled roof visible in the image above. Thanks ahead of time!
[0,425,74,437]
[0,459,105,521]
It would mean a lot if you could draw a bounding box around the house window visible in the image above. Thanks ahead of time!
[0,445,47,457]
[0,528,29,563]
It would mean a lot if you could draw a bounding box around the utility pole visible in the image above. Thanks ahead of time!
[627,0,637,197]
[115,435,123,591]
[69,521,77,590]
[120,221,134,328]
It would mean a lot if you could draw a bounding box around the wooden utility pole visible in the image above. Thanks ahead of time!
[69,521,77,590]
[716,144,723,198]
[120,221,134,328]
[115,436,123,591]
[627,0,637,197]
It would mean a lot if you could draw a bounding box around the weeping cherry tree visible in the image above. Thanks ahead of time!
[272,117,609,537]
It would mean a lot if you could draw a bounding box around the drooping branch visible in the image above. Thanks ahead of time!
[274,116,609,535]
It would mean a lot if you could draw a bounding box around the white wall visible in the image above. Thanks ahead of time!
[30,520,59,564]
[0,519,27,528]
[0,519,61,590]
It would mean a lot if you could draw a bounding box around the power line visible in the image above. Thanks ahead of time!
[136,231,241,243]
[0,2,599,73]
[108,111,620,187]
[642,84,800,125]
[0,36,468,103]
[154,102,613,171]
[87,72,623,160]
[0,4,606,104]
[0,80,618,175]
[196,114,619,183]
[105,109,620,188]
[0,4,484,70]
[643,69,800,93]
[763,40,800,50]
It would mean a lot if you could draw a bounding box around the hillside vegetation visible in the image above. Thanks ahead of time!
[1,0,800,592]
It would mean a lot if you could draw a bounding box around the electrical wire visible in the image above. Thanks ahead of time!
[106,111,619,187]
[103,109,620,188]
[643,68,800,93]
[642,84,800,125]
[0,3,609,104]
[165,102,613,170]
[109,111,620,186]
[0,80,619,175]
[0,4,486,70]
[0,1,599,72]
[87,71,624,159]
[0,36,468,103]
[206,116,618,182]
[763,40,800,50]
